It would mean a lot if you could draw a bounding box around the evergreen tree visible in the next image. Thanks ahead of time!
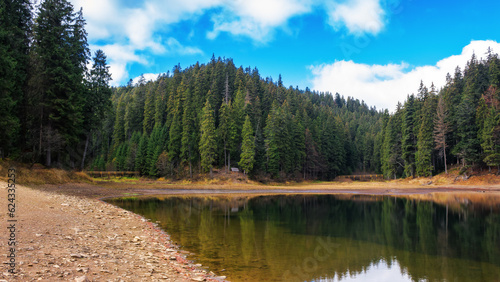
[0,0,31,158]
[135,133,148,174]
[264,102,281,177]
[180,86,197,177]
[32,0,90,166]
[434,95,450,174]
[455,55,482,166]
[416,94,437,177]
[402,95,417,177]
[143,87,156,134]
[147,124,164,176]
[239,115,255,174]
[199,98,217,176]
[218,102,233,172]
[81,49,112,169]
[480,87,500,169]
[382,105,404,179]
[154,78,168,127]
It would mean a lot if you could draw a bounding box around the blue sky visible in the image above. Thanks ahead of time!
[70,0,500,110]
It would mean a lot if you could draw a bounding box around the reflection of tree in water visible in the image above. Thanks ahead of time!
[108,195,500,282]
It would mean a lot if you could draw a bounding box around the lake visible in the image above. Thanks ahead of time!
[106,194,500,281]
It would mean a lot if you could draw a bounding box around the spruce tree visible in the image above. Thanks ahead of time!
[0,0,31,158]
[402,95,417,177]
[199,98,217,176]
[143,87,156,135]
[32,0,90,166]
[434,95,450,174]
[455,56,482,166]
[81,49,112,169]
[218,102,232,172]
[135,133,148,174]
[180,86,197,177]
[239,115,255,174]
[264,102,281,177]
[382,105,404,179]
[416,94,437,177]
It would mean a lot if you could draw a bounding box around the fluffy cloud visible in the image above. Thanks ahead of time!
[309,40,500,111]
[208,0,313,42]
[325,0,385,35]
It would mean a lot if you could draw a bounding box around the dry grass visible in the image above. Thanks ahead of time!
[4,157,500,190]
[0,160,93,185]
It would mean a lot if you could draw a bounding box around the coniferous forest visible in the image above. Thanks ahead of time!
[3,0,500,181]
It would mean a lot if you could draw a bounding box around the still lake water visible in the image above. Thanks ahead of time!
[107,194,500,281]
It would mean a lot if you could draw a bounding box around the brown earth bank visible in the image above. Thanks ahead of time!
[0,181,225,282]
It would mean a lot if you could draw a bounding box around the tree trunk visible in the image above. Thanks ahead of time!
[444,146,448,174]
[224,142,227,173]
[81,133,90,171]
[46,122,51,167]
[39,108,43,163]
[210,167,213,178]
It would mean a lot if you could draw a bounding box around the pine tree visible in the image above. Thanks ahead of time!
[434,95,450,174]
[218,102,232,172]
[81,49,112,169]
[147,124,164,176]
[239,115,255,174]
[199,98,217,176]
[480,87,500,169]
[0,0,31,158]
[143,87,156,135]
[264,102,281,177]
[180,86,197,177]
[455,55,482,166]
[32,0,90,166]
[402,95,417,177]
[135,133,149,174]
[168,109,182,165]
[230,86,246,159]
[416,94,437,177]
[154,78,168,127]
[382,105,404,179]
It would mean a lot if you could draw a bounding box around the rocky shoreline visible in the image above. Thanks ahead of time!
[0,182,224,281]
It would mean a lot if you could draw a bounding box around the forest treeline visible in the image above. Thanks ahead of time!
[3,1,500,180]
[97,50,500,180]
[91,60,384,180]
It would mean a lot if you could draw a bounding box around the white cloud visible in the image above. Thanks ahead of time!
[132,73,161,85]
[309,40,500,111]
[208,0,313,42]
[325,0,385,35]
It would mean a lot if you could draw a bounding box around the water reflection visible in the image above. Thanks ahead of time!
[107,195,500,281]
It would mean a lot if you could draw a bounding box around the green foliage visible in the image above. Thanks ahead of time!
[239,116,255,174]
[416,94,437,177]
[199,98,217,174]
[382,106,403,179]
[0,0,31,158]
[402,94,417,177]
[135,133,149,174]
